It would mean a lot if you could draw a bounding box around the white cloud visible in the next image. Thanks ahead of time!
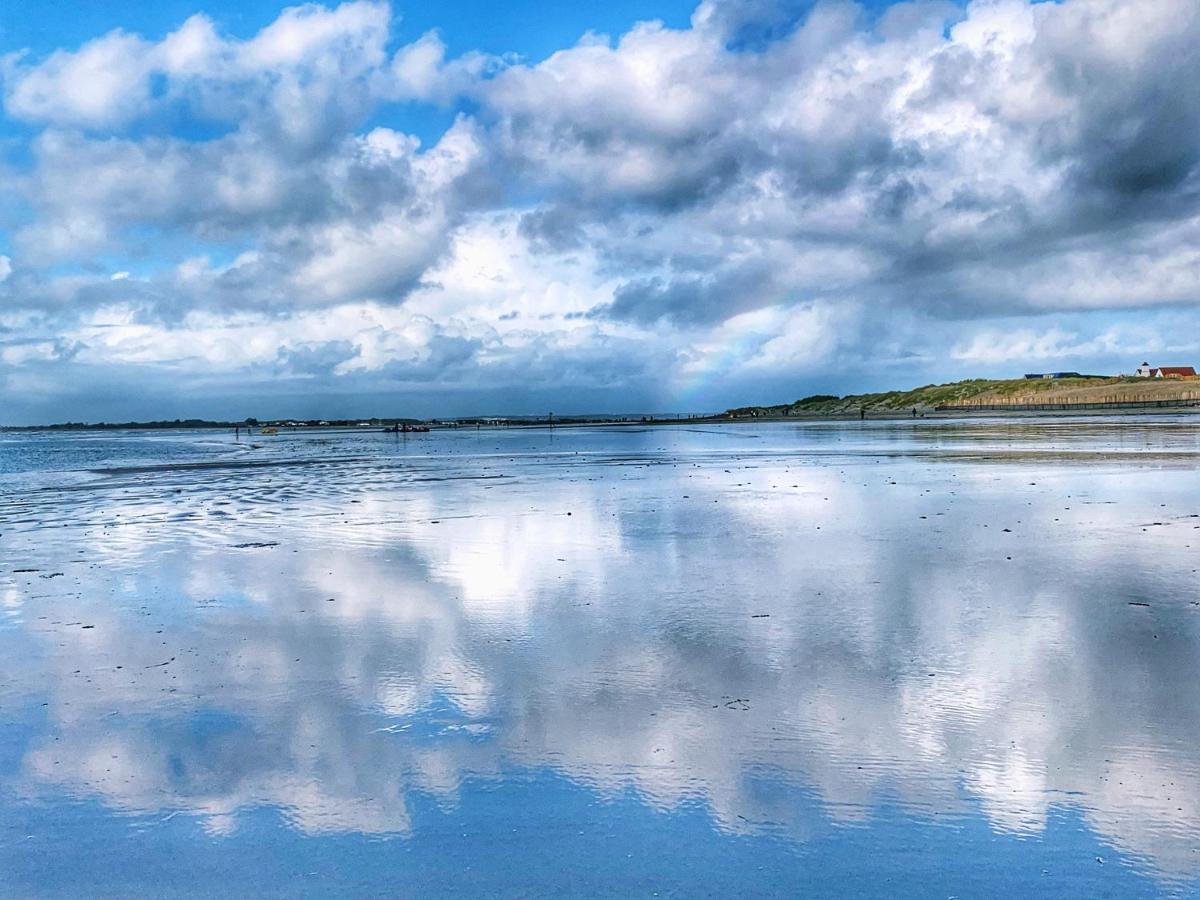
[3,30,154,127]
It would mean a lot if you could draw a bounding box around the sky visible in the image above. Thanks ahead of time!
[0,0,1198,423]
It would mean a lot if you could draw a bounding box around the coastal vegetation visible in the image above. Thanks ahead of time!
[725,375,1200,417]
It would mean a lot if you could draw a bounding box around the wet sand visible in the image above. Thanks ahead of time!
[1,418,1199,897]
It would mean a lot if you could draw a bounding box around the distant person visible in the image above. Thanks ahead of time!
[912,407,917,418]
[860,406,866,421]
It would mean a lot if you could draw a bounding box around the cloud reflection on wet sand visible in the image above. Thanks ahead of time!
[2,422,1200,887]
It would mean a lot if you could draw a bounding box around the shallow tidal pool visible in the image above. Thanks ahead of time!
[2,418,1200,897]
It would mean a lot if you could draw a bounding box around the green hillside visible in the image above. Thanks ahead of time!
[723,376,1153,417]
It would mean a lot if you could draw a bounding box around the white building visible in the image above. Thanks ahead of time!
[1136,362,1154,377]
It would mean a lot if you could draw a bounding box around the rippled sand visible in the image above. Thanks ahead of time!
[2,420,1199,897]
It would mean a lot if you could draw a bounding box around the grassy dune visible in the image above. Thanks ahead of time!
[726,376,1200,417]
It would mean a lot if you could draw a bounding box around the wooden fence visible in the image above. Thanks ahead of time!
[937,396,1200,412]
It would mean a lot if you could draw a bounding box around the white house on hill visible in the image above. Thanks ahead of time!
[1136,362,1154,377]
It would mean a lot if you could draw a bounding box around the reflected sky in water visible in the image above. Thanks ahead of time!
[2,420,1200,897]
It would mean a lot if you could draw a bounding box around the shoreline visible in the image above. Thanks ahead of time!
[6,404,1200,433]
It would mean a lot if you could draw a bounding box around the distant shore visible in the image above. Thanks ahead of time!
[6,406,1200,433]
[711,405,1200,422]
[6,375,1200,431]
[724,375,1200,419]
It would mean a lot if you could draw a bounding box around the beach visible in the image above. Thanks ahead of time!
[2,419,1200,897]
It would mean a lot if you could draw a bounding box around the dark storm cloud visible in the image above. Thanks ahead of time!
[605,260,781,325]
[275,340,361,375]
[517,205,587,253]
[1032,1,1200,201]
[379,333,484,382]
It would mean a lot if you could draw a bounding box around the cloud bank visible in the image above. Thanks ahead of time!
[1,0,1199,419]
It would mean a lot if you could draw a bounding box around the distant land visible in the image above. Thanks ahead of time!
[7,375,1200,431]
[0,413,670,432]
[726,375,1200,418]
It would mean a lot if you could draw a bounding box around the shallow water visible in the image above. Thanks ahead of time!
[2,419,1200,897]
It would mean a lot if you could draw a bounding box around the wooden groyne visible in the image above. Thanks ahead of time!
[937,396,1200,413]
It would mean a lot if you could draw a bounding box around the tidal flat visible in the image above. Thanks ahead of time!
[2,419,1199,897]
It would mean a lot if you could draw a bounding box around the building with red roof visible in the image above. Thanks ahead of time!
[1152,366,1197,378]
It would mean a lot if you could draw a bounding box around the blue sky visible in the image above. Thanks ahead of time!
[1,0,697,57]
[0,0,1198,423]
